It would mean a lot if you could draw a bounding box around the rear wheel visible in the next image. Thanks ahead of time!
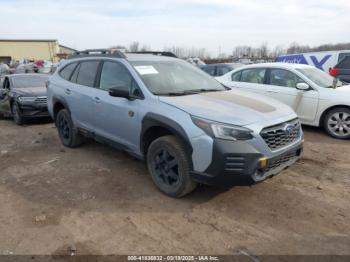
[11,103,24,125]
[55,109,84,147]
[324,107,350,139]
[147,136,197,198]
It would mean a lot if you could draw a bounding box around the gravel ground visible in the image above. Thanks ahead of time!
[0,119,349,256]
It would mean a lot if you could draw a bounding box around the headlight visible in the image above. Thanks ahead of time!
[192,116,253,141]
[17,96,37,102]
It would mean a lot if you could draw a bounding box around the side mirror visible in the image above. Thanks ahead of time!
[296,83,310,91]
[108,86,131,99]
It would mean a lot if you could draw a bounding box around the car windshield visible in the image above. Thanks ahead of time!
[12,75,49,88]
[130,60,226,95]
[296,67,343,88]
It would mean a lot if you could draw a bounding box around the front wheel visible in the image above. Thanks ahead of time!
[324,107,350,139]
[11,103,24,125]
[147,136,197,198]
[55,109,84,148]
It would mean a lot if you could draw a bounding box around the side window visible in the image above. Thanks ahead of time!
[202,65,216,76]
[99,61,139,92]
[269,69,305,88]
[241,68,266,84]
[59,62,78,81]
[76,61,100,87]
[337,57,350,68]
[338,53,350,63]
[231,71,242,81]
[70,63,81,83]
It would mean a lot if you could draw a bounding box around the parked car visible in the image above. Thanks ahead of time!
[200,63,243,77]
[217,63,350,139]
[329,56,350,83]
[276,50,350,72]
[47,50,303,197]
[186,57,206,67]
[0,74,49,125]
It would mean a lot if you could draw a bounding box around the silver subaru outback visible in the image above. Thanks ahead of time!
[47,50,303,198]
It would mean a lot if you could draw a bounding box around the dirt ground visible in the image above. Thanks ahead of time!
[0,118,349,256]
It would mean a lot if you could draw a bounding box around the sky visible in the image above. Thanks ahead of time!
[1,0,350,56]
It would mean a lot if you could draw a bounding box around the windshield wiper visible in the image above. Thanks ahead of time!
[154,89,224,97]
[154,92,188,96]
[183,88,224,94]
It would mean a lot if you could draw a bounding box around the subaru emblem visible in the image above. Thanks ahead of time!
[283,124,294,136]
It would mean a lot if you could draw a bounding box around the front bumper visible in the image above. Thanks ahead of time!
[17,102,50,118]
[190,138,303,186]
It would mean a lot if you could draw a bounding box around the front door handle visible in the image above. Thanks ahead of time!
[65,88,72,95]
[94,97,101,103]
[267,89,278,93]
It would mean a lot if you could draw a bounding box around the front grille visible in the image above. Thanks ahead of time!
[260,118,301,151]
[265,151,298,172]
[224,156,245,172]
[35,96,47,103]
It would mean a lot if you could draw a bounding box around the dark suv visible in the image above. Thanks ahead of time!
[329,56,350,83]
[0,74,49,125]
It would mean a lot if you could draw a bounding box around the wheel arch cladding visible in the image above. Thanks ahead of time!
[320,105,350,126]
[141,113,193,156]
[52,97,70,120]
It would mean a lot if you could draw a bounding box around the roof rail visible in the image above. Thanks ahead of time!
[127,51,177,58]
[68,49,126,59]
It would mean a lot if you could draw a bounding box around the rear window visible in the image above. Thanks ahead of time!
[201,65,216,76]
[59,62,78,81]
[12,75,49,88]
[76,61,100,87]
[337,57,350,68]
[216,65,232,76]
[338,52,350,63]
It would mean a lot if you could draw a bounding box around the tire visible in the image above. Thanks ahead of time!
[147,135,197,198]
[55,109,84,148]
[11,103,24,125]
[323,107,350,139]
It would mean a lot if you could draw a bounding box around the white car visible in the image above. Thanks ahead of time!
[217,63,350,139]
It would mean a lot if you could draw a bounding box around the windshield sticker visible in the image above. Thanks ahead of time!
[135,66,159,75]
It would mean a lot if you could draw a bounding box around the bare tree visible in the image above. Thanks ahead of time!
[271,45,285,58]
[287,42,310,54]
[260,42,269,58]
[164,46,210,59]
[140,45,151,52]
[129,41,140,52]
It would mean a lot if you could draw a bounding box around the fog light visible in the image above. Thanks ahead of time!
[259,157,268,168]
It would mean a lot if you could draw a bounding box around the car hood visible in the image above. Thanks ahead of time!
[319,84,350,99]
[159,89,295,126]
[12,86,47,97]
[335,84,350,93]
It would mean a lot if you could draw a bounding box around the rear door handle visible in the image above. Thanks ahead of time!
[65,88,72,95]
[267,89,278,93]
[94,97,101,103]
